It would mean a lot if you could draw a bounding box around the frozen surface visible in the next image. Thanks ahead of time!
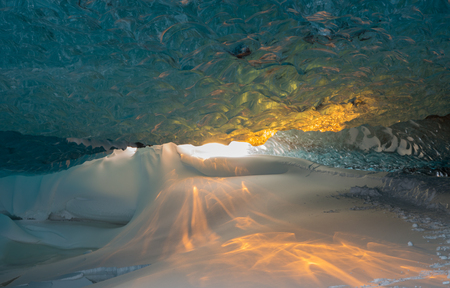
[0,131,112,178]
[1,143,450,287]
[0,0,449,144]
[2,115,449,180]
[251,114,450,174]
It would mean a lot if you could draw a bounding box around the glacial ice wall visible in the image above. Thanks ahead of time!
[252,114,450,173]
[0,131,112,178]
[1,0,449,144]
[0,114,448,179]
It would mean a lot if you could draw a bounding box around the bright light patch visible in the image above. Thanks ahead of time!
[178,142,252,159]
[126,147,137,154]
[122,147,137,157]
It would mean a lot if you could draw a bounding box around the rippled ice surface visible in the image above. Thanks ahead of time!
[251,114,450,174]
[0,0,449,144]
[0,115,449,177]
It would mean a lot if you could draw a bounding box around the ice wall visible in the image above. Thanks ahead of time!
[0,0,449,144]
[1,114,448,180]
[0,131,111,178]
[252,114,450,174]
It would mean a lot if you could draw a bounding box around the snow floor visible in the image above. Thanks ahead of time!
[0,143,449,288]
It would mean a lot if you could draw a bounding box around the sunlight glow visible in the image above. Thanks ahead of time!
[178,141,252,159]
[126,147,138,154]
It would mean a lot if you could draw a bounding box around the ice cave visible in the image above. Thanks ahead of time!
[1,0,450,287]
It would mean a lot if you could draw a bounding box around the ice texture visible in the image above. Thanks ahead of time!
[0,131,112,178]
[251,114,450,173]
[1,114,448,181]
[0,0,449,144]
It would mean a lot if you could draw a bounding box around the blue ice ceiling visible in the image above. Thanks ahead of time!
[1,0,450,145]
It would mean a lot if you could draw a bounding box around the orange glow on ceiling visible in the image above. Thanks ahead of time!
[221,102,360,146]
[243,129,277,146]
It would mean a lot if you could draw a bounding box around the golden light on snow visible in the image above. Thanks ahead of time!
[193,233,433,287]
[125,171,447,287]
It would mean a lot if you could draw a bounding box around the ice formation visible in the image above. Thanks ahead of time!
[0,0,449,144]
[251,114,450,173]
[0,0,450,287]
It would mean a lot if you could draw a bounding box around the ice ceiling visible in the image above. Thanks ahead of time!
[1,0,450,145]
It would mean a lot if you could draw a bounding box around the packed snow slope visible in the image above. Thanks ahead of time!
[1,143,450,288]
[1,0,450,145]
